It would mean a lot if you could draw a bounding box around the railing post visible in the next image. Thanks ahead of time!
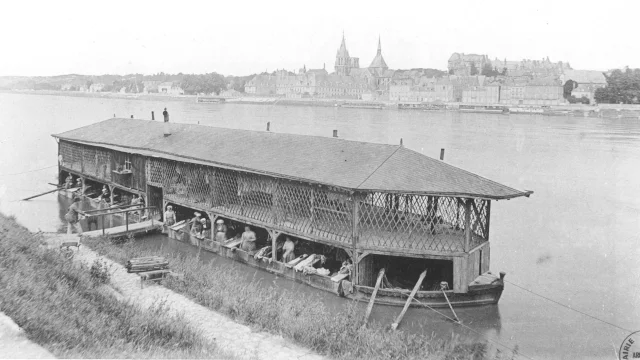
[126,211,129,232]
[102,214,105,235]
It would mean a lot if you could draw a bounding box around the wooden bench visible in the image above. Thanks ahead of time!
[139,269,172,289]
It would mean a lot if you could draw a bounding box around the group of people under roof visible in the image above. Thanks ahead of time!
[62,173,149,234]
[162,202,354,279]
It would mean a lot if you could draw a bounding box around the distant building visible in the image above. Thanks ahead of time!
[245,75,277,95]
[560,70,606,104]
[334,33,360,76]
[158,82,184,95]
[448,53,490,76]
[89,83,105,92]
[142,81,161,93]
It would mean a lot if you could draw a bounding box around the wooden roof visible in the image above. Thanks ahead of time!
[53,118,532,200]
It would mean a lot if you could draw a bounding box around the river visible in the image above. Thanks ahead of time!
[1,92,638,359]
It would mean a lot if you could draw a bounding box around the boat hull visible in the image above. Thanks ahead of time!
[165,229,504,308]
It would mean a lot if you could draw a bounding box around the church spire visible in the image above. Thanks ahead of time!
[377,35,382,55]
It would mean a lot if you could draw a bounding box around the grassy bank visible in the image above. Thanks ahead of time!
[0,214,224,358]
[83,235,517,360]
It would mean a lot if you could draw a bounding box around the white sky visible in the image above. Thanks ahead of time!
[1,0,638,77]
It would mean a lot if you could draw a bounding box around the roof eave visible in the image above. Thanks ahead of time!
[353,188,534,200]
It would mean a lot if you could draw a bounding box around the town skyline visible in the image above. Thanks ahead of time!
[2,0,639,77]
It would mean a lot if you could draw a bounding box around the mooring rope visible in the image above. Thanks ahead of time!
[0,165,57,177]
[504,280,633,333]
[382,287,534,359]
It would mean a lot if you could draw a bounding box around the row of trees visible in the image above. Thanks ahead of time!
[594,68,640,104]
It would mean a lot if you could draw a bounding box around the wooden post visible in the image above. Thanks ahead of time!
[269,229,280,261]
[464,199,472,253]
[391,269,427,330]
[351,195,360,285]
[485,200,491,240]
[362,268,385,327]
[80,177,86,196]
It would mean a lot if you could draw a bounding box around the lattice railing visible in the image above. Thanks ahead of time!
[357,193,488,252]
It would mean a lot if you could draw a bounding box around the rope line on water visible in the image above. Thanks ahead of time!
[0,165,57,177]
[504,280,633,333]
[382,287,534,360]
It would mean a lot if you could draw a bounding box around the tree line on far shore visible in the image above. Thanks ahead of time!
[595,68,640,104]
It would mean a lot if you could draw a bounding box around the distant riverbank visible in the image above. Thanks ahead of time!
[4,89,639,118]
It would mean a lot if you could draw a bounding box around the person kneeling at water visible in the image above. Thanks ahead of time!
[214,219,227,242]
[282,237,297,263]
[241,225,257,252]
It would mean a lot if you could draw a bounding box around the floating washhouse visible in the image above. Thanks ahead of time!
[53,118,532,307]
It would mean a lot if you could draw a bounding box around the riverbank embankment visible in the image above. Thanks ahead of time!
[0,213,222,358]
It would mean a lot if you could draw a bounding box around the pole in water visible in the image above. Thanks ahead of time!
[440,148,445,161]
[151,111,155,120]
[440,281,460,323]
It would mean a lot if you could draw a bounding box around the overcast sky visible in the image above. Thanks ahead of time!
[1,0,638,77]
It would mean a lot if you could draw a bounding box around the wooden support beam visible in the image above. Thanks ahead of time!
[357,251,371,264]
[268,229,281,261]
[391,269,427,330]
[352,195,360,285]
[362,268,385,328]
[80,177,86,196]
[464,199,472,253]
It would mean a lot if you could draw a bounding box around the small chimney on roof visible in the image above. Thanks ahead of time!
[163,107,170,137]
[400,138,403,146]
[333,130,338,138]
[267,122,270,131]
[440,148,445,161]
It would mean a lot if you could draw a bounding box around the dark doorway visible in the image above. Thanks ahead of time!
[147,185,163,220]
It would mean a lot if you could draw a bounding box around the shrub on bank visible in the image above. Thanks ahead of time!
[0,214,222,359]
[83,237,517,360]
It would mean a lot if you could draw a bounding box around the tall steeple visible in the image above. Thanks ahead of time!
[368,35,388,72]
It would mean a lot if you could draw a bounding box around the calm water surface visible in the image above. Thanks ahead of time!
[1,93,639,359]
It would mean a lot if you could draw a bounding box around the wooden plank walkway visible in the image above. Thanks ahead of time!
[83,220,163,238]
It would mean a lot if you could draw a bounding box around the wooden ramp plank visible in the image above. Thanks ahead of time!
[83,220,163,238]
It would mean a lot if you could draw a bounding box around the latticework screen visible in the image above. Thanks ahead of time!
[146,158,353,245]
[59,141,111,181]
[357,193,488,252]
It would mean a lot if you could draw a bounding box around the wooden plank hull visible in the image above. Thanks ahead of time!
[165,230,504,308]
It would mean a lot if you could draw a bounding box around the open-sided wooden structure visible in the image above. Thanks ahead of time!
[53,118,532,307]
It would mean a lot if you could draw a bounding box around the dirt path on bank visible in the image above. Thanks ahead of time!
[0,312,55,359]
[43,234,326,360]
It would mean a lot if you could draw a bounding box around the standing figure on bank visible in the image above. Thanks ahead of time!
[65,197,84,235]
[241,225,257,252]
[215,219,227,243]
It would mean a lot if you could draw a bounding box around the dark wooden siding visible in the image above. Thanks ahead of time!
[110,151,146,191]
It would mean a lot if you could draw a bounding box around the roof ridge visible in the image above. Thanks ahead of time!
[355,145,402,190]
[399,146,531,196]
